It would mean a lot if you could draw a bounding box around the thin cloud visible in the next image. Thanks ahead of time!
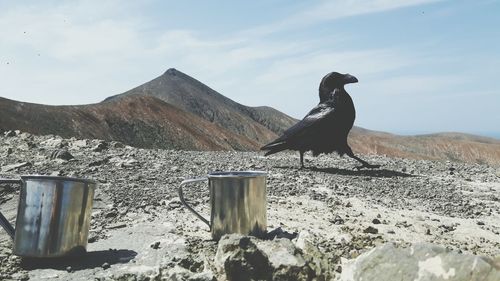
[253,48,419,85]
[243,0,443,36]
[367,74,467,98]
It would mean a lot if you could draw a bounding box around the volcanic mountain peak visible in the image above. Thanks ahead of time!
[108,68,297,140]
[164,68,178,76]
[159,68,213,93]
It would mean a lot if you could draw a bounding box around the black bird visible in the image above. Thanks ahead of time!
[261,72,380,169]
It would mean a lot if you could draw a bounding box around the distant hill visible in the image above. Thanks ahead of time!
[105,68,297,143]
[349,128,500,166]
[0,95,261,151]
[1,68,499,166]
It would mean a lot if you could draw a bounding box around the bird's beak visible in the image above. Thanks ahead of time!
[344,74,358,84]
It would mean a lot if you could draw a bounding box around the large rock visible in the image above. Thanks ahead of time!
[214,234,323,281]
[339,243,500,281]
[295,231,333,280]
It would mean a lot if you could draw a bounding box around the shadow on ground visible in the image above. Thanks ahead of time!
[275,165,414,178]
[20,249,137,271]
[310,167,414,178]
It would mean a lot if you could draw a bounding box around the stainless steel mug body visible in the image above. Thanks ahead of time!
[0,176,96,257]
[179,171,267,240]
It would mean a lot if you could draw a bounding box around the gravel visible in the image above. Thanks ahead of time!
[0,133,499,280]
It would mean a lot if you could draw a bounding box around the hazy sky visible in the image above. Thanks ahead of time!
[1,0,499,137]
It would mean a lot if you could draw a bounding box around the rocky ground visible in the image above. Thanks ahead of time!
[0,131,499,280]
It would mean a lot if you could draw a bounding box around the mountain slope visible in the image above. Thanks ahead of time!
[0,95,260,151]
[105,68,297,142]
[349,127,500,166]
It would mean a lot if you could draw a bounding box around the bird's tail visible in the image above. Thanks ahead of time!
[260,141,288,156]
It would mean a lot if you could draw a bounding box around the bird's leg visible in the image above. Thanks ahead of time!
[299,151,305,169]
[346,147,380,169]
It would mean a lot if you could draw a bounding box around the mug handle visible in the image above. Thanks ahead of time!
[0,179,22,239]
[178,177,210,228]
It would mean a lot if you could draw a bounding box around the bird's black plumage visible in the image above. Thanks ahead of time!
[261,72,379,169]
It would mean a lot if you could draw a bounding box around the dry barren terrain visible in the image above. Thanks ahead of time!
[0,131,499,280]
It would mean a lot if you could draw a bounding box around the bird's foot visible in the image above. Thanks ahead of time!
[355,163,381,170]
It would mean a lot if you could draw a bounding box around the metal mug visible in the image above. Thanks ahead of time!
[179,171,267,240]
[0,176,96,257]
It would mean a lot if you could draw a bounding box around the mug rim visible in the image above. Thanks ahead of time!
[20,175,97,185]
[208,170,267,178]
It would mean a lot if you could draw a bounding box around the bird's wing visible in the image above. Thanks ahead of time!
[261,101,336,149]
[283,102,335,138]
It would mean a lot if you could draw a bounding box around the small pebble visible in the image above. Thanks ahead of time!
[88,235,97,243]
[105,210,118,218]
[150,241,161,249]
[331,215,345,225]
[102,262,110,269]
[363,226,378,234]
